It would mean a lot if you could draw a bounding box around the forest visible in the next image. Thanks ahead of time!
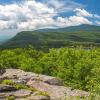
[0,47,100,96]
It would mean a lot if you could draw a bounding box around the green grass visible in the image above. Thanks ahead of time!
[6,96,15,100]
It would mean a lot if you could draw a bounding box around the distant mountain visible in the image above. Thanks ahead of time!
[1,24,100,49]
[36,24,100,33]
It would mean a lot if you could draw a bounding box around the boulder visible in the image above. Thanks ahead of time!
[31,74,63,86]
[2,69,24,79]
[44,78,63,86]
[3,69,63,86]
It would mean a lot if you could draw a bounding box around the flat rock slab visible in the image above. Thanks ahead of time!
[0,92,13,98]
[27,95,50,100]
[31,74,63,86]
[27,80,72,100]
[0,89,32,99]
[27,80,90,100]
[0,84,16,92]
[12,89,32,98]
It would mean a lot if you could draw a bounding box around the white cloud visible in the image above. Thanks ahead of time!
[94,14,100,18]
[75,8,93,17]
[95,21,100,25]
[0,0,56,30]
[74,8,100,19]
[46,0,83,13]
[56,16,92,27]
[0,0,98,30]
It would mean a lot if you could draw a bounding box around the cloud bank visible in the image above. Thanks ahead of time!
[0,0,100,30]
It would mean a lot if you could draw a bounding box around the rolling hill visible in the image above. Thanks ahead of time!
[1,24,100,49]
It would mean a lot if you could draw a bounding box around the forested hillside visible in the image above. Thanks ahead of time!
[1,24,100,49]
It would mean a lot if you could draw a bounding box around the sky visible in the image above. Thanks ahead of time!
[0,0,100,31]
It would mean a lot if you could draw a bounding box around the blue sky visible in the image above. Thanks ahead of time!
[0,0,100,30]
[75,0,100,14]
[0,0,100,14]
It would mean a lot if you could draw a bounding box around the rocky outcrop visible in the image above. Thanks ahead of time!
[2,69,63,86]
[0,69,90,100]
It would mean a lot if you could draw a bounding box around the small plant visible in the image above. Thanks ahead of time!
[28,87,37,92]
[15,84,37,92]
[2,80,15,85]
[36,91,49,97]
[15,84,28,90]
[6,96,15,100]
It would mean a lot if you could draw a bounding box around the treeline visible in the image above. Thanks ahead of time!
[0,47,100,95]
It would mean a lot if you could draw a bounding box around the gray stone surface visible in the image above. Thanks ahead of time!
[12,89,32,98]
[0,69,90,100]
[0,84,16,92]
[3,69,63,86]
[27,95,50,100]
[27,80,90,100]
[0,92,13,98]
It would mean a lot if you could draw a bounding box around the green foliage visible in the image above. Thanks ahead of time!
[1,79,37,92]
[15,84,28,90]
[36,91,49,97]
[0,47,100,95]
[15,84,37,92]
[2,80,15,85]
[6,96,15,100]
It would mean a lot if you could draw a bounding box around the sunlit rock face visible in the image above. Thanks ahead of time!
[0,69,90,100]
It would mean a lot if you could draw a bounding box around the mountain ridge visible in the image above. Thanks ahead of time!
[35,24,100,33]
[1,24,100,49]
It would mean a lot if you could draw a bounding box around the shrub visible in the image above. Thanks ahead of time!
[2,80,15,85]
[6,96,15,100]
